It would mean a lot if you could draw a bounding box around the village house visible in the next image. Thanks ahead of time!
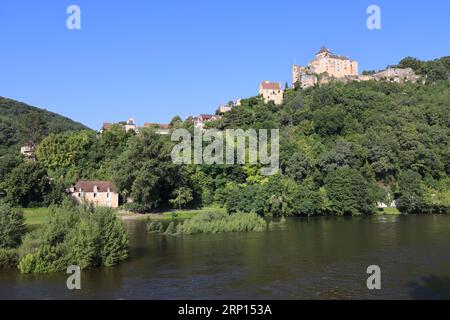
[143,123,172,135]
[68,181,119,208]
[187,114,221,130]
[20,140,36,160]
[100,118,139,133]
[259,81,284,105]
[218,104,232,114]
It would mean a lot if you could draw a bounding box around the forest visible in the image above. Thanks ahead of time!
[0,56,449,217]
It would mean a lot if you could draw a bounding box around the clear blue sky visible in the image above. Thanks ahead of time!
[0,0,449,129]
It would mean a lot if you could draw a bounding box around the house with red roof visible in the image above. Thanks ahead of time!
[258,81,284,105]
[68,181,119,208]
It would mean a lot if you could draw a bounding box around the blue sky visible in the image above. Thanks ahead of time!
[0,0,449,129]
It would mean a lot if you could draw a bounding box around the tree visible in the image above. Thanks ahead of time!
[3,162,51,207]
[170,187,193,209]
[324,167,374,216]
[111,129,184,211]
[18,203,129,273]
[284,152,310,182]
[396,170,426,214]
[0,204,26,249]
[397,57,423,72]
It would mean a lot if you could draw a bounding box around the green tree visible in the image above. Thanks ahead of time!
[4,162,51,207]
[0,204,26,249]
[396,170,426,214]
[324,167,374,216]
[169,187,194,209]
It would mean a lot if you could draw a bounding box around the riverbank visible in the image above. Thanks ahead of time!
[375,207,402,215]
[118,206,226,221]
[22,206,403,226]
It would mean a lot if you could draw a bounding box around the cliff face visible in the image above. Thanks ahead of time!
[295,67,420,89]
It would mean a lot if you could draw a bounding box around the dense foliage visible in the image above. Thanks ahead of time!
[0,97,88,158]
[17,202,129,274]
[1,56,449,216]
[0,204,26,249]
[148,212,267,235]
[0,204,25,268]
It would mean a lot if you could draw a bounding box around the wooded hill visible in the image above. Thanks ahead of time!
[0,97,89,158]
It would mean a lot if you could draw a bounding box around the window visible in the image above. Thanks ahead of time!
[107,193,110,199]
[93,193,98,198]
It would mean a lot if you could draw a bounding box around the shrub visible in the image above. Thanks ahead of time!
[0,248,19,269]
[0,203,26,249]
[17,203,129,274]
[179,212,266,235]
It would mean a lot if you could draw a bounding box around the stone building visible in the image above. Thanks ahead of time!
[259,81,284,105]
[143,123,172,135]
[20,140,36,160]
[69,181,119,208]
[218,104,232,114]
[293,47,359,88]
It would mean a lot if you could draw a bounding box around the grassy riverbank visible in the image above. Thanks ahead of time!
[376,208,402,215]
[120,206,227,221]
[22,206,227,226]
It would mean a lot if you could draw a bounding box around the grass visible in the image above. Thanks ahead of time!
[177,212,267,235]
[376,207,402,215]
[133,206,227,221]
[23,207,50,226]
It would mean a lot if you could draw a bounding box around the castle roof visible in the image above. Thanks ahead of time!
[315,47,349,60]
[260,81,281,90]
[317,46,330,54]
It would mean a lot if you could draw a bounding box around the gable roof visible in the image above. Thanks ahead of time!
[73,181,117,193]
[260,81,281,90]
[143,123,172,130]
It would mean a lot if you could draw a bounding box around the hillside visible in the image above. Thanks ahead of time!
[0,97,90,157]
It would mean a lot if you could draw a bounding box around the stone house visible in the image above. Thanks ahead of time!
[218,104,232,114]
[20,140,36,160]
[259,81,284,105]
[68,181,119,208]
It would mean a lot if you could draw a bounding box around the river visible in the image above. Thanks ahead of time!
[1,214,450,299]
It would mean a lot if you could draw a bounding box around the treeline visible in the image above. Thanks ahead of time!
[0,57,449,216]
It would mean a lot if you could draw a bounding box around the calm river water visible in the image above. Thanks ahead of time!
[1,215,450,300]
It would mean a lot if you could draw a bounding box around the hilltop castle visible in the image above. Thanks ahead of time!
[293,47,418,88]
[293,47,359,88]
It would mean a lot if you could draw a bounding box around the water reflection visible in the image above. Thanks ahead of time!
[1,215,450,299]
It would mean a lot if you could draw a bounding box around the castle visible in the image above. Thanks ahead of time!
[293,47,418,88]
[293,47,359,88]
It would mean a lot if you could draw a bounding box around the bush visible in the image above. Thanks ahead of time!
[179,212,266,235]
[0,203,26,249]
[17,202,129,274]
[0,248,19,269]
